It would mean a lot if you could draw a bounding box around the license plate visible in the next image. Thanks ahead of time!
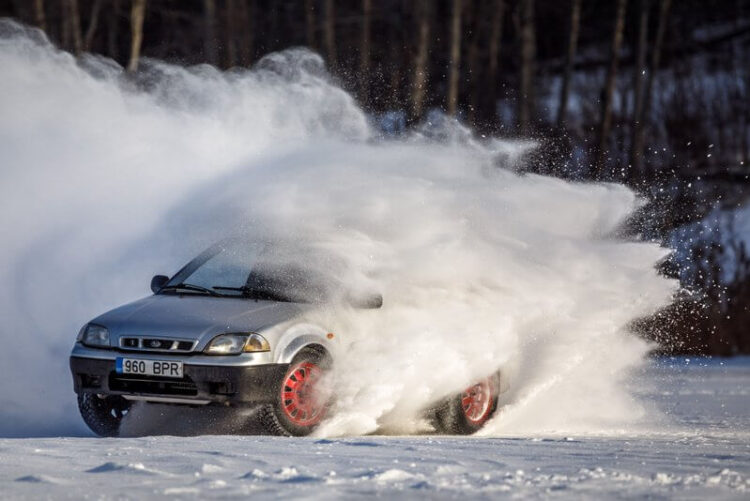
[116,358,183,378]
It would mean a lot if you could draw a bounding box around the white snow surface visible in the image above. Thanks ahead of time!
[1,358,748,499]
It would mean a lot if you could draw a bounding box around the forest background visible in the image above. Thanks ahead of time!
[2,0,749,355]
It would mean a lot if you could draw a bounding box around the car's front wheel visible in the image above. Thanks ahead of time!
[433,376,499,435]
[77,393,132,437]
[257,347,332,436]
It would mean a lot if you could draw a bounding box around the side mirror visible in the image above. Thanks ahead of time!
[350,293,383,309]
[150,275,169,294]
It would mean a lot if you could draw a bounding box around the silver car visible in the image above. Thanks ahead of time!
[70,239,503,436]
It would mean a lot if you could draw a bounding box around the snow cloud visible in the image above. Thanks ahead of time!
[0,21,676,437]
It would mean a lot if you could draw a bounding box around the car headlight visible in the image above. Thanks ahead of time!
[243,333,271,353]
[78,324,110,348]
[204,333,270,355]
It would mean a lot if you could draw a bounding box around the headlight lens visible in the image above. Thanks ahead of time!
[79,324,110,348]
[243,333,271,353]
[204,333,270,355]
[205,334,246,355]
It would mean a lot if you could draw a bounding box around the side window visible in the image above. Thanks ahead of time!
[247,262,330,303]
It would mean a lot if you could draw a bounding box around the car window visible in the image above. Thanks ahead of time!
[165,240,339,303]
[247,260,332,303]
[178,243,263,291]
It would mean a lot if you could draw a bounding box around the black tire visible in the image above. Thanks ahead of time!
[257,347,332,437]
[433,376,499,435]
[77,393,132,437]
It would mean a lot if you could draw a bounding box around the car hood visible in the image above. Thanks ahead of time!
[90,294,305,349]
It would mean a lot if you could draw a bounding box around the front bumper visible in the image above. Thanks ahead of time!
[70,349,289,406]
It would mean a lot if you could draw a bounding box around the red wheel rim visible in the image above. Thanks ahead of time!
[280,361,327,427]
[461,378,494,425]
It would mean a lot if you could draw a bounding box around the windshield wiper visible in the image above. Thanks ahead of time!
[161,283,221,296]
[211,285,291,302]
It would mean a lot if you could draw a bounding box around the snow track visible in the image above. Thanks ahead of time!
[1,358,748,499]
[2,435,747,499]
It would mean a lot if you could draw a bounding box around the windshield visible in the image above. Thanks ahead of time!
[163,240,335,303]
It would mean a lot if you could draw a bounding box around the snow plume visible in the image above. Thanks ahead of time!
[0,21,676,438]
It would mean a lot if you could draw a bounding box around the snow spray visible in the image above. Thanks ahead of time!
[0,21,676,437]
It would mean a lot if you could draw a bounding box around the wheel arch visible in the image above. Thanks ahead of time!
[273,323,335,364]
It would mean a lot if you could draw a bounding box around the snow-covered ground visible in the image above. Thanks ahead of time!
[1,357,748,499]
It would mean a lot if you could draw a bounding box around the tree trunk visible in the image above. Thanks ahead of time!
[84,0,103,52]
[359,0,372,103]
[556,0,582,128]
[410,0,431,121]
[225,0,237,67]
[487,0,505,123]
[643,0,671,125]
[107,0,120,61]
[268,0,279,51]
[387,0,405,110]
[237,0,254,66]
[518,0,536,134]
[71,0,83,54]
[305,0,316,49]
[447,0,463,116]
[33,0,46,32]
[203,0,218,66]
[631,0,672,178]
[744,45,750,166]
[127,0,146,73]
[629,0,650,176]
[466,0,482,125]
[61,1,70,49]
[594,0,628,177]
[62,0,83,54]
[324,0,337,69]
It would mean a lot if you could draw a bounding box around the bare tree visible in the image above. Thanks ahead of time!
[236,0,254,66]
[643,0,671,127]
[743,44,750,166]
[447,0,463,116]
[556,0,582,128]
[410,0,431,121]
[268,0,279,51]
[71,0,83,54]
[629,0,650,176]
[61,0,83,54]
[632,0,672,177]
[324,0,337,69]
[518,0,536,134]
[127,0,146,72]
[359,0,372,103]
[305,0,316,49]
[203,0,218,66]
[33,0,46,32]
[487,0,506,114]
[84,0,103,52]
[387,0,405,110]
[225,0,237,67]
[594,0,628,176]
[466,0,483,125]
[107,0,121,61]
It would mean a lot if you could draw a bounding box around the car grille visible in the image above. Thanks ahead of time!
[119,337,196,353]
[109,374,198,396]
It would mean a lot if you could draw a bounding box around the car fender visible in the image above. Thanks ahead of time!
[273,322,335,364]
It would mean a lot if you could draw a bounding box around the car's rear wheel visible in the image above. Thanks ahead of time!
[77,393,132,437]
[433,376,499,435]
[257,347,332,436]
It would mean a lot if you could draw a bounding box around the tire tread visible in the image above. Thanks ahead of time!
[253,346,331,437]
[77,393,125,437]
